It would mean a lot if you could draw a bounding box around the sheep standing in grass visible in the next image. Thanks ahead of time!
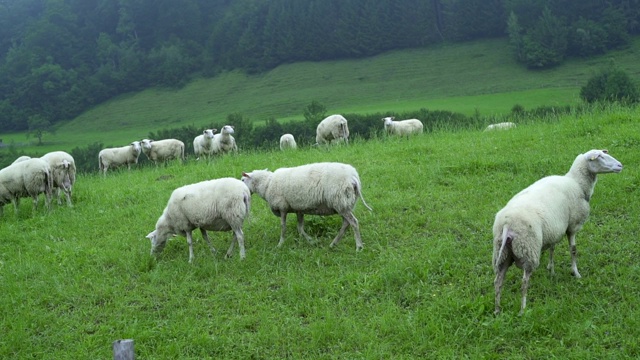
[492,149,622,315]
[211,125,237,155]
[98,141,142,176]
[40,151,76,206]
[12,156,31,164]
[146,177,251,263]
[241,162,372,251]
[279,134,297,151]
[485,122,516,131]
[140,138,185,165]
[0,158,53,216]
[382,116,424,137]
[316,115,349,145]
[193,129,217,159]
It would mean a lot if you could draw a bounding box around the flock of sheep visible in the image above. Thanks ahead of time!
[0,113,622,315]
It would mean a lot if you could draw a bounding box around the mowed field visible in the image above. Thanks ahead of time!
[1,105,639,358]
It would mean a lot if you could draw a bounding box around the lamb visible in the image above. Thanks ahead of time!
[492,149,622,315]
[382,116,424,137]
[211,125,237,155]
[140,138,185,165]
[193,129,217,159]
[485,122,516,131]
[98,141,142,176]
[316,114,349,145]
[279,134,297,151]
[12,156,32,164]
[146,177,251,263]
[0,158,53,216]
[40,151,76,206]
[241,162,372,251]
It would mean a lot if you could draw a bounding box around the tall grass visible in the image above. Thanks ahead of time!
[1,104,638,358]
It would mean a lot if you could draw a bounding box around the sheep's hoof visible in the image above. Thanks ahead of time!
[356,246,363,252]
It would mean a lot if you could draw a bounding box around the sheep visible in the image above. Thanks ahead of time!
[145,177,251,263]
[211,125,237,155]
[241,162,372,251]
[98,141,142,176]
[492,149,623,315]
[140,138,185,165]
[485,122,516,131]
[316,114,349,145]
[193,129,217,159]
[279,134,297,151]
[12,156,31,164]
[40,151,76,206]
[0,158,53,216]
[382,116,424,137]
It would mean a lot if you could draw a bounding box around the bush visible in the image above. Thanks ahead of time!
[580,67,639,104]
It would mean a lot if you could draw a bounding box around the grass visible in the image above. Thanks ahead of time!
[1,104,639,358]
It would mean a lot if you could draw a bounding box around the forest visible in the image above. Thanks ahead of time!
[1,0,639,133]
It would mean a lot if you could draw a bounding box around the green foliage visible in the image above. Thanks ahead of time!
[521,8,568,68]
[580,67,640,104]
[303,101,327,124]
[27,114,54,145]
[70,142,104,174]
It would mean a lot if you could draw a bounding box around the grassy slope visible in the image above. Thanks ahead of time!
[1,105,639,358]
[1,37,639,154]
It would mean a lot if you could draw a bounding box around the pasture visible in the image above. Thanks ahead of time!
[1,105,638,358]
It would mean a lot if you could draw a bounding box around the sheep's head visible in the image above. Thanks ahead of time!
[241,169,269,194]
[146,230,167,255]
[584,149,623,174]
[130,141,142,155]
[140,139,154,150]
[203,129,217,138]
[221,125,235,135]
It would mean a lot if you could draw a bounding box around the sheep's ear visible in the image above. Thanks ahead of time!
[242,172,250,178]
[146,230,156,240]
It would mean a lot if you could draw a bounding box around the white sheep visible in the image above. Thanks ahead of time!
[146,177,251,263]
[492,149,623,315]
[193,129,217,159]
[279,134,297,151]
[241,162,372,251]
[485,122,516,131]
[98,141,142,176]
[316,114,349,145]
[0,158,53,216]
[140,138,185,165]
[12,156,32,164]
[40,151,76,206]
[211,125,237,155]
[382,116,424,137]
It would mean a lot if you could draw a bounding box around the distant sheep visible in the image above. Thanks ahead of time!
[485,122,516,131]
[279,134,297,151]
[146,177,251,263]
[12,156,31,164]
[0,158,53,216]
[492,149,622,315]
[316,115,349,145]
[241,162,372,251]
[40,151,76,206]
[211,125,237,155]
[382,116,424,137]
[98,141,142,176]
[140,138,185,165]
[193,129,217,159]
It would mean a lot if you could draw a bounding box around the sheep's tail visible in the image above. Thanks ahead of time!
[494,225,511,268]
[98,154,104,172]
[353,176,373,212]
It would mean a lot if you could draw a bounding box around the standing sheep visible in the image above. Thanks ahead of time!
[241,162,372,251]
[485,122,516,131]
[382,116,424,137]
[146,177,251,263]
[211,125,237,155]
[279,134,297,151]
[0,158,53,216]
[140,138,185,165]
[316,115,349,145]
[98,141,142,176]
[40,151,76,206]
[492,149,622,315]
[193,129,217,160]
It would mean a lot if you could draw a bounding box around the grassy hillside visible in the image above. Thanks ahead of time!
[1,105,638,358]
[1,37,639,155]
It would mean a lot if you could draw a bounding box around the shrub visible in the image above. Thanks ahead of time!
[580,67,639,104]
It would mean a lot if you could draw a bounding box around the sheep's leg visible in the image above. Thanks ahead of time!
[278,212,288,247]
[568,233,581,278]
[519,268,532,316]
[330,217,350,249]
[227,228,245,260]
[546,245,555,275]
[64,188,72,206]
[186,231,195,263]
[331,212,363,251]
[493,260,510,315]
[200,228,217,256]
[296,213,314,243]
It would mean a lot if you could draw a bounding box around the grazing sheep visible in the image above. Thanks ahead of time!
[279,134,297,151]
[211,125,237,155]
[492,149,623,315]
[140,138,185,165]
[40,151,76,206]
[193,129,217,160]
[146,177,251,263]
[485,122,516,131]
[241,162,372,251]
[98,141,142,176]
[382,116,424,137]
[316,115,349,145]
[0,158,53,216]
[12,156,31,164]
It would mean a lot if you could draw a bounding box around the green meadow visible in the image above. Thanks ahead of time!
[1,104,638,358]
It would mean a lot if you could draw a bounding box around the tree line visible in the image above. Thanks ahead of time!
[1,0,639,133]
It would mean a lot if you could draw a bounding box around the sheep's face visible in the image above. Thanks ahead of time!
[141,139,153,150]
[382,117,394,126]
[146,230,167,255]
[241,170,269,194]
[130,141,142,155]
[221,125,235,135]
[585,149,623,174]
[203,129,216,138]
